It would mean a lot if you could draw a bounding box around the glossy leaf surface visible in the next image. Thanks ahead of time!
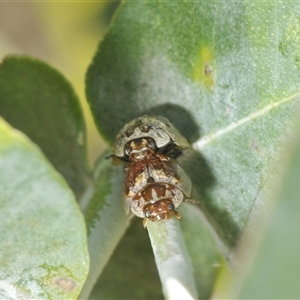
[0,118,89,299]
[0,55,90,198]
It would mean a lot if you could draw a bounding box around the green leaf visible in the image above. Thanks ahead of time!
[79,152,128,299]
[86,1,300,250]
[179,203,225,299]
[0,55,90,198]
[233,118,300,299]
[89,220,164,300]
[0,118,89,299]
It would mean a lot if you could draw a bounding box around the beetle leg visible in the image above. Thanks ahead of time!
[143,218,148,228]
[173,210,182,220]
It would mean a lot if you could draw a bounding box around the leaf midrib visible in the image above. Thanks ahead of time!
[193,90,300,150]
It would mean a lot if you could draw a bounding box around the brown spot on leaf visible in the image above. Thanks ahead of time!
[192,45,215,87]
[55,277,76,292]
[204,64,213,76]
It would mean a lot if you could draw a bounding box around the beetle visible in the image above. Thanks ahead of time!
[113,115,189,160]
[113,115,192,227]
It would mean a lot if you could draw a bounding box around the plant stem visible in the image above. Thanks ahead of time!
[147,219,198,300]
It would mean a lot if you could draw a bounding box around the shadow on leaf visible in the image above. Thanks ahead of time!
[143,103,200,144]
[179,148,240,249]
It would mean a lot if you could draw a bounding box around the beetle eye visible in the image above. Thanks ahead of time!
[167,203,174,211]
[145,209,151,218]
[147,138,157,150]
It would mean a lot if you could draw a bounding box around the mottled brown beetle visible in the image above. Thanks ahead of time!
[113,115,192,227]
[113,115,189,160]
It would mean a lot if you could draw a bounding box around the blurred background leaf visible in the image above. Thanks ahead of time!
[0,2,117,166]
[232,114,300,299]
[0,56,90,198]
[0,118,89,299]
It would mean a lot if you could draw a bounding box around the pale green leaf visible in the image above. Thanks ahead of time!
[79,153,128,299]
[234,117,300,299]
[0,118,89,299]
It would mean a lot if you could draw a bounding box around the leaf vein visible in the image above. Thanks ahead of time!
[193,91,300,150]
